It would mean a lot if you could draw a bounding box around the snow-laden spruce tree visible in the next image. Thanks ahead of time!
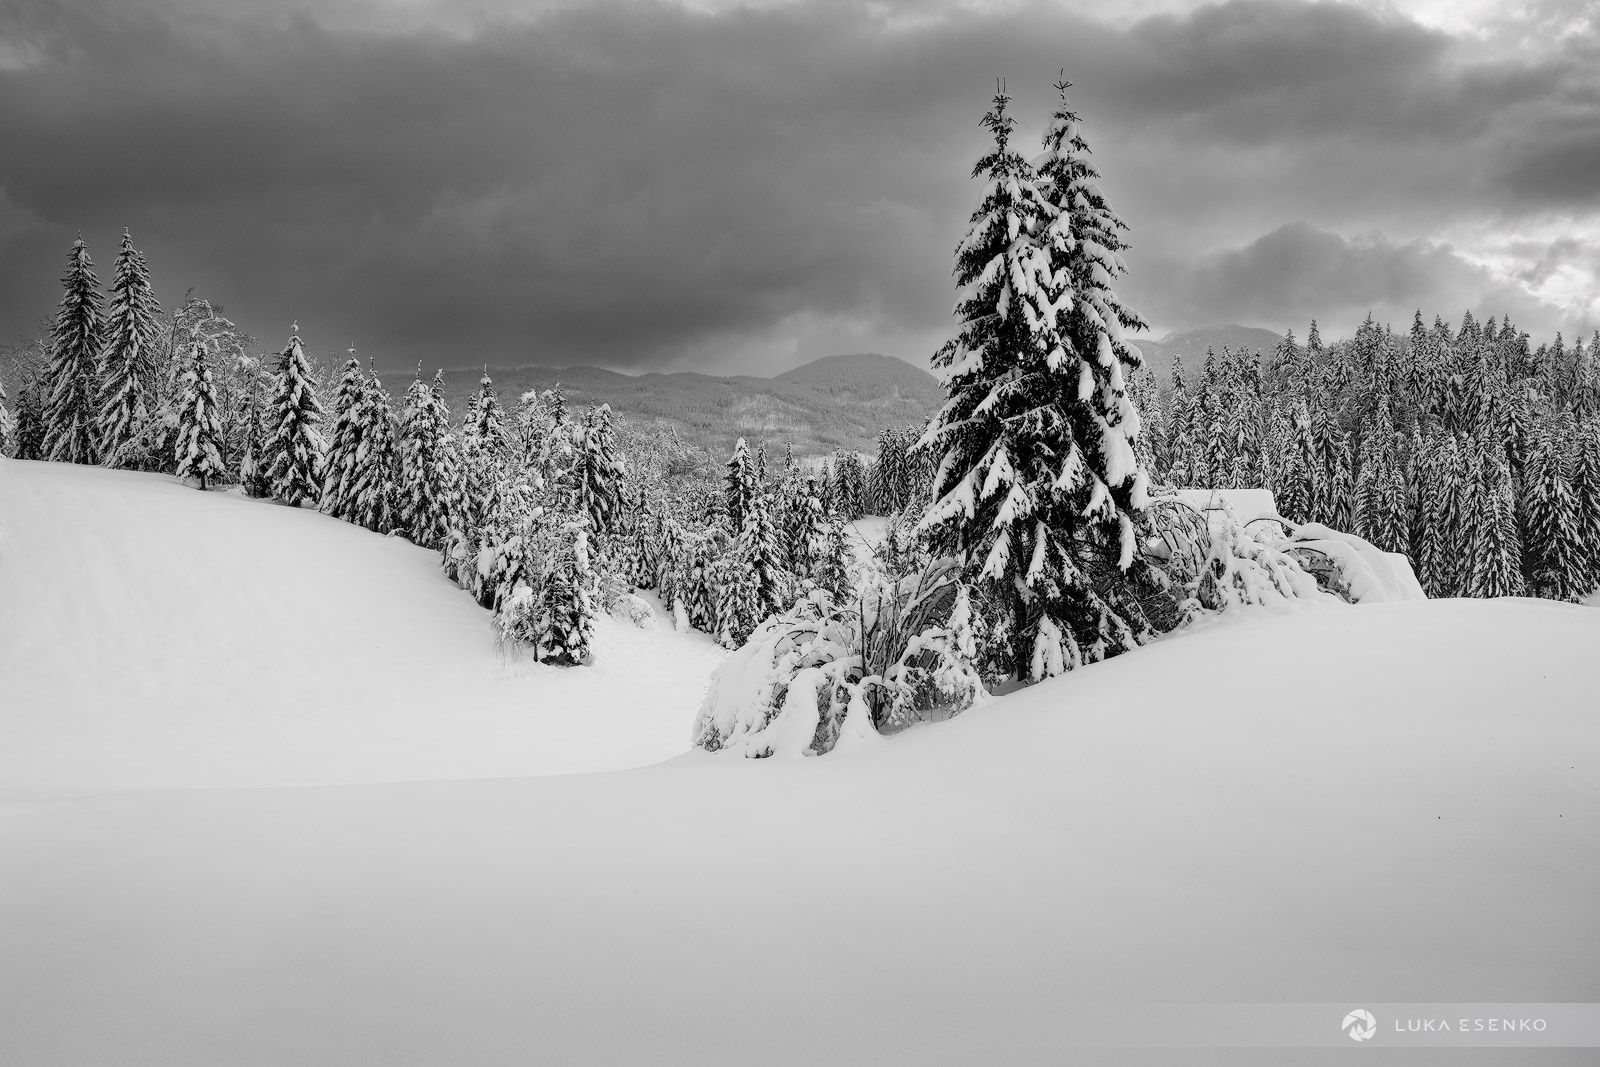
[12,378,46,460]
[462,371,507,458]
[1464,443,1525,598]
[714,490,789,648]
[1519,422,1586,601]
[320,356,369,518]
[264,326,326,506]
[918,80,1153,679]
[41,236,107,464]
[1571,419,1600,593]
[396,368,458,549]
[724,437,756,532]
[565,404,624,537]
[348,367,399,533]
[237,386,272,498]
[96,230,163,467]
[173,339,225,490]
[0,374,13,457]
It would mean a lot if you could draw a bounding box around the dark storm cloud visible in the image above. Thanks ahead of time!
[1128,220,1573,336]
[1,0,1597,371]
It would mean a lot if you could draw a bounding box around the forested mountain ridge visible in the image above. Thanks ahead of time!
[434,352,941,459]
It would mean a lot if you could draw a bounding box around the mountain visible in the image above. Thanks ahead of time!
[1132,324,1287,385]
[433,353,942,460]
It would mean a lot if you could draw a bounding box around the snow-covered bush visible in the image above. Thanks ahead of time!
[1141,491,1424,619]
[692,561,984,758]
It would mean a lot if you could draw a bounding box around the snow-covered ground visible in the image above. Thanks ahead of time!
[3,461,1598,1064]
[0,460,726,788]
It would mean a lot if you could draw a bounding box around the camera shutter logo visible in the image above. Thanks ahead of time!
[1342,1009,1378,1042]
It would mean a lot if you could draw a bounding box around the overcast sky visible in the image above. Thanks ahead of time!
[2,0,1597,374]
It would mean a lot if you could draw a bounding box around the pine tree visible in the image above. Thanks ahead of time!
[12,378,46,460]
[173,339,225,490]
[96,230,163,467]
[349,367,399,533]
[320,356,369,519]
[714,492,788,648]
[1165,357,1199,486]
[1519,424,1586,601]
[1464,445,1525,598]
[1568,419,1600,594]
[724,437,756,532]
[534,521,597,665]
[463,371,506,457]
[397,368,457,549]
[0,374,13,457]
[264,326,326,506]
[566,405,624,536]
[238,391,271,498]
[1353,430,1409,553]
[920,80,1151,679]
[812,508,856,602]
[1273,401,1317,524]
[41,236,106,464]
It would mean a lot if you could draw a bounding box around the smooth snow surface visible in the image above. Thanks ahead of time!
[0,461,726,787]
[3,461,1598,1064]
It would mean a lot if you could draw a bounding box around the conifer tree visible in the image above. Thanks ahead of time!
[812,507,856,601]
[714,491,788,648]
[1568,419,1600,593]
[96,229,163,466]
[1464,445,1525,598]
[321,356,369,519]
[0,375,13,457]
[1273,401,1317,524]
[463,371,506,457]
[566,405,625,536]
[349,367,399,533]
[174,339,225,490]
[1354,430,1409,553]
[12,378,46,460]
[1165,357,1199,486]
[264,326,326,506]
[831,450,867,518]
[397,368,457,549]
[1519,424,1586,601]
[920,80,1151,679]
[534,521,597,665]
[724,437,756,531]
[238,391,271,498]
[41,236,106,464]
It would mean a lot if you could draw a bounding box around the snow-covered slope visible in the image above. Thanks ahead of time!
[3,460,1598,1063]
[0,460,726,788]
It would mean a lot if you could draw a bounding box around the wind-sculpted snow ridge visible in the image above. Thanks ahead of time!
[0,460,727,788]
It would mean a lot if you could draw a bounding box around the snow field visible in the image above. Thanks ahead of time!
[2,460,1598,1064]
[0,460,726,788]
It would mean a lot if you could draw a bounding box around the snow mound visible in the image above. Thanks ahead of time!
[1292,522,1426,603]
[0,461,726,788]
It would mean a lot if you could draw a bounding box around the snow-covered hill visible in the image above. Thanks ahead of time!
[0,461,726,788]
[3,460,1598,1064]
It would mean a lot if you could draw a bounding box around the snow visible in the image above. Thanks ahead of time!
[1293,522,1427,603]
[3,461,1599,1063]
[0,461,726,788]
[1171,486,1280,520]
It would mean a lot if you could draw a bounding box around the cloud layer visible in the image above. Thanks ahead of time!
[1,0,1596,371]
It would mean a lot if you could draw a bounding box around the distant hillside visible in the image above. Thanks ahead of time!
[1132,325,1286,385]
[434,353,942,460]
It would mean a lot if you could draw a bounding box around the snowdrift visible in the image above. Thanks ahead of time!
[3,461,1597,1063]
[0,461,726,787]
